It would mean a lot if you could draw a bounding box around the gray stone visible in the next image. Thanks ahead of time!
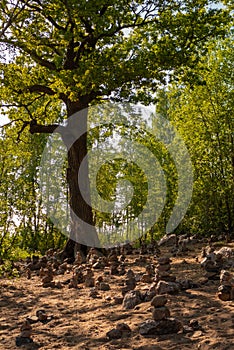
[139,318,182,336]
[156,280,180,295]
[123,290,142,309]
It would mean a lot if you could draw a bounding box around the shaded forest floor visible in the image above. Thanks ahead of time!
[0,240,234,350]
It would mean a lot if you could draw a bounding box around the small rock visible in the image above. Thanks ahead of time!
[36,310,47,323]
[106,328,122,339]
[123,290,142,309]
[99,282,111,291]
[156,264,171,272]
[156,280,180,295]
[16,336,33,347]
[141,274,152,283]
[152,306,170,321]
[139,318,182,335]
[151,295,167,308]
[89,288,101,299]
[116,323,131,337]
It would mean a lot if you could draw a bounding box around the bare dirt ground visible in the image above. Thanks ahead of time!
[0,241,234,350]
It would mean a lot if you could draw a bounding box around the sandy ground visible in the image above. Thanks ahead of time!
[0,242,234,350]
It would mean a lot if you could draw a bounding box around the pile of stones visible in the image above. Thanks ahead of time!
[95,275,111,291]
[155,257,176,283]
[201,246,234,280]
[39,264,55,288]
[217,270,234,301]
[141,264,155,283]
[108,251,120,275]
[121,269,136,295]
[84,268,95,288]
[154,257,180,295]
[138,239,160,256]
[25,255,47,272]
[139,295,182,336]
[16,320,33,347]
[69,266,84,288]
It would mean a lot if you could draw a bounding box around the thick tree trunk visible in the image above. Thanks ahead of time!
[30,99,100,260]
[61,102,100,260]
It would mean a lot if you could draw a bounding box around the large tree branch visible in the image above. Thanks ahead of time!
[27,84,68,103]
[29,120,61,134]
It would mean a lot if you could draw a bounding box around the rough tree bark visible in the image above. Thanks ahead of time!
[30,99,101,260]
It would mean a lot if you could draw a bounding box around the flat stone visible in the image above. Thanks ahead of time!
[139,317,182,335]
[152,306,170,321]
[151,295,167,308]
[26,316,38,324]
[156,264,171,272]
[156,281,180,295]
[93,261,105,269]
[157,257,172,265]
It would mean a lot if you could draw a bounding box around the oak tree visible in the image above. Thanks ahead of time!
[0,0,231,258]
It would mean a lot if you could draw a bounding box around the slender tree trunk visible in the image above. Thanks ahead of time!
[61,102,100,260]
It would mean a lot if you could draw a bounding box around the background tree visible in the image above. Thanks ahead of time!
[0,0,231,258]
[164,35,234,240]
[0,122,66,266]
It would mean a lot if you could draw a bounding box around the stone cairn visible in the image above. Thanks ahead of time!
[121,269,136,296]
[16,319,33,346]
[94,275,110,291]
[108,250,120,275]
[217,270,234,301]
[201,246,234,280]
[155,257,175,283]
[141,264,155,283]
[118,262,126,276]
[84,268,95,288]
[39,264,55,288]
[154,257,180,295]
[139,295,182,336]
[74,251,84,266]
[69,266,84,288]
